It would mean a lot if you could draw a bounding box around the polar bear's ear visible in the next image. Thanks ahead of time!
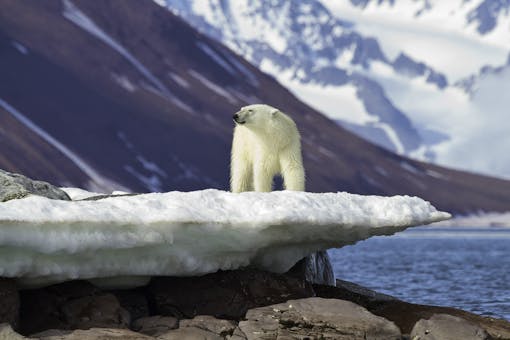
[270,108,279,117]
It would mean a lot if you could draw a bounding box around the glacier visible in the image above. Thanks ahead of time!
[0,189,450,287]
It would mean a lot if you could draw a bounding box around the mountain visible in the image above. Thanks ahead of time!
[322,0,510,76]
[1,0,510,214]
[163,0,510,179]
[321,0,510,177]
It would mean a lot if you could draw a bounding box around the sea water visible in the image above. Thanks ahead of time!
[329,227,510,321]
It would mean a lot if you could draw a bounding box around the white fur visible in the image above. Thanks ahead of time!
[230,104,305,192]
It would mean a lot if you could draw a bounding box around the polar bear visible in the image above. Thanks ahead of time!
[230,104,305,193]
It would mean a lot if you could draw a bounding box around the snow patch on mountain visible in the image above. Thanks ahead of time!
[111,73,137,92]
[11,41,28,55]
[168,72,190,88]
[188,69,238,104]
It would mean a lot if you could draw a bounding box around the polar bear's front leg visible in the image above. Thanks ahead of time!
[230,160,253,193]
[253,161,274,192]
[230,128,254,193]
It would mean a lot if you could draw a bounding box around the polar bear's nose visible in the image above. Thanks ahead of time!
[233,112,246,124]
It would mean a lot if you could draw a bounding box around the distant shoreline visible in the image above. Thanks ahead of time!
[429,212,510,228]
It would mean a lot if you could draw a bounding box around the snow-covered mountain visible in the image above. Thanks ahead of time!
[163,0,448,157]
[161,0,510,178]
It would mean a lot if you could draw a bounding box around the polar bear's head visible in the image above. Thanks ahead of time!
[233,104,280,128]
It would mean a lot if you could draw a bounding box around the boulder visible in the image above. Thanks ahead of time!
[109,289,150,324]
[0,278,19,328]
[411,314,491,340]
[238,297,401,340]
[148,269,313,319]
[179,315,237,337]
[131,315,238,339]
[61,293,130,330]
[132,316,178,336]
[31,328,152,339]
[0,169,70,202]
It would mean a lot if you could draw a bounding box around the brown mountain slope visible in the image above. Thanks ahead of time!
[0,0,509,214]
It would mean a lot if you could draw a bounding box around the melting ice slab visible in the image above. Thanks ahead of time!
[0,189,450,286]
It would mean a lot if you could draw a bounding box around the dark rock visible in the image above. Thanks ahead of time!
[148,269,313,319]
[179,315,237,338]
[61,293,130,330]
[0,323,25,339]
[132,316,178,336]
[46,280,101,299]
[287,250,335,286]
[411,314,491,340]
[0,278,19,328]
[32,328,153,339]
[0,169,70,202]
[80,193,139,201]
[110,289,150,323]
[313,278,396,308]
[467,0,510,34]
[392,53,448,89]
[350,74,423,154]
[19,281,129,335]
[238,297,401,340]
[19,281,99,334]
[19,287,68,334]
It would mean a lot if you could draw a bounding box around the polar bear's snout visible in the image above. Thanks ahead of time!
[233,112,245,124]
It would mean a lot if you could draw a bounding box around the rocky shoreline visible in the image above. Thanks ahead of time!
[0,267,509,340]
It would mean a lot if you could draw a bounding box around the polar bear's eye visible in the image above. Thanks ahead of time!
[248,109,254,114]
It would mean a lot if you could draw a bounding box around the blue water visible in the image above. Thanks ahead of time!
[329,227,510,321]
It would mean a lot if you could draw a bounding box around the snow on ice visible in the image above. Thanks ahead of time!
[0,189,450,287]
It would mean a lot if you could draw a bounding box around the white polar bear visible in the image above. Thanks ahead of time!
[230,104,305,193]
